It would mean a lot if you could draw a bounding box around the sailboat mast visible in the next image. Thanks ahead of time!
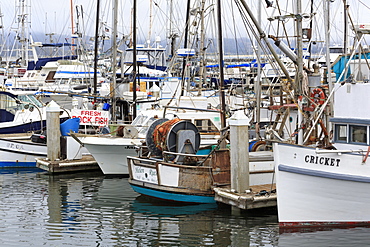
[0,6,5,57]
[148,0,153,44]
[70,0,75,50]
[17,0,29,67]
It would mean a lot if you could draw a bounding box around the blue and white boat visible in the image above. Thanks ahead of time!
[128,118,218,204]
[0,90,49,134]
[0,90,71,134]
[0,133,47,168]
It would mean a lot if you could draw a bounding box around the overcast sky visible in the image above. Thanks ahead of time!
[0,0,369,46]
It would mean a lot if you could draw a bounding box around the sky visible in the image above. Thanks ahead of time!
[0,0,369,48]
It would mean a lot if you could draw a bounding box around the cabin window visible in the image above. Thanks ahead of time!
[335,124,347,142]
[350,125,367,144]
[0,94,18,114]
[45,71,56,83]
[138,117,158,136]
[18,95,43,108]
[194,119,219,134]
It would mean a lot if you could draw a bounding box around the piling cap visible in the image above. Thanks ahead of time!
[46,100,61,112]
[228,110,250,126]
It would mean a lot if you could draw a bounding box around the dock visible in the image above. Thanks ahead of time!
[36,155,100,173]
[213,184,277,210]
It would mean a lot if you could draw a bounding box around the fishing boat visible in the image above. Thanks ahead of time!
[127,110,277,204]
[77,107,222,175]
[274,82,370,227]
[127,117,221,203]
[273,21,370,227]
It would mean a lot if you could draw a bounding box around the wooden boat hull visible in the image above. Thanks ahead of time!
[128,156,215,204]
[130,183,215,204]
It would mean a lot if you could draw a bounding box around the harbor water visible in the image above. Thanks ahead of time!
[0,168,369,246]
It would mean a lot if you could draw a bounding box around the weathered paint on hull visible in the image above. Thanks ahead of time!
[130,184,216,204]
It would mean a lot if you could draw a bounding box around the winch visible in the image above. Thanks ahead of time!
[146,118,201,161]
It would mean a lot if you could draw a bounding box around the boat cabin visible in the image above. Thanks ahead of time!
[331,82,370,150]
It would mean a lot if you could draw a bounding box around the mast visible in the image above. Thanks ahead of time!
[199,0,206,91]
[295,0,303,97]
[70,0,75,51]
[168,0,177,61]
[148,0,153,44]
[324,1,333,101]
[180,0,191,96]
[216,0,226,131]
[132,0,137,119]
[343,1,349,81]
[296,0,304,145]
[255,0,262,138]
[17,0,30,67]
[0,6,5,57]
[93,0,101,102]
[111,0,118,122]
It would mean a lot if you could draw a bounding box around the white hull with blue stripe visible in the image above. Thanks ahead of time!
[274,82,370,227]
[0,134,47,168]
[274,142,370,227]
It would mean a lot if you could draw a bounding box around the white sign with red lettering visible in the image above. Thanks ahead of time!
[71,109,110,126]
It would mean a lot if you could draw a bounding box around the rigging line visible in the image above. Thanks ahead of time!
[275,0,291,48]
[230,1,240,60]
[358,0,370,10]
[235,0,279,80]
[152,0,182,36]
[345,1,370,71]
[234,1,281,101]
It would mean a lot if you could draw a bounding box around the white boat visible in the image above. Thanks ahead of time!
[78,108,222,175]
[274,82,370,227]
[0,90,69,134]
[0,133,47,167]
[0,130,89,168]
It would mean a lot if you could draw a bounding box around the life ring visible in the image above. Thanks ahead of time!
[310,88,325,107]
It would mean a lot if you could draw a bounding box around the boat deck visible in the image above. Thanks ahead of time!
[36,155,100,173]
[213,183,276,210]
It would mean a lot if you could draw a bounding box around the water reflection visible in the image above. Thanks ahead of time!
[44,171,280,246]
[278,226,370,247]
[4,168,367,246]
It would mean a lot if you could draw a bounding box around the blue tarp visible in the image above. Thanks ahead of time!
[332,53,370,81]
[27,55,78,70]
[206,62,266,68]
